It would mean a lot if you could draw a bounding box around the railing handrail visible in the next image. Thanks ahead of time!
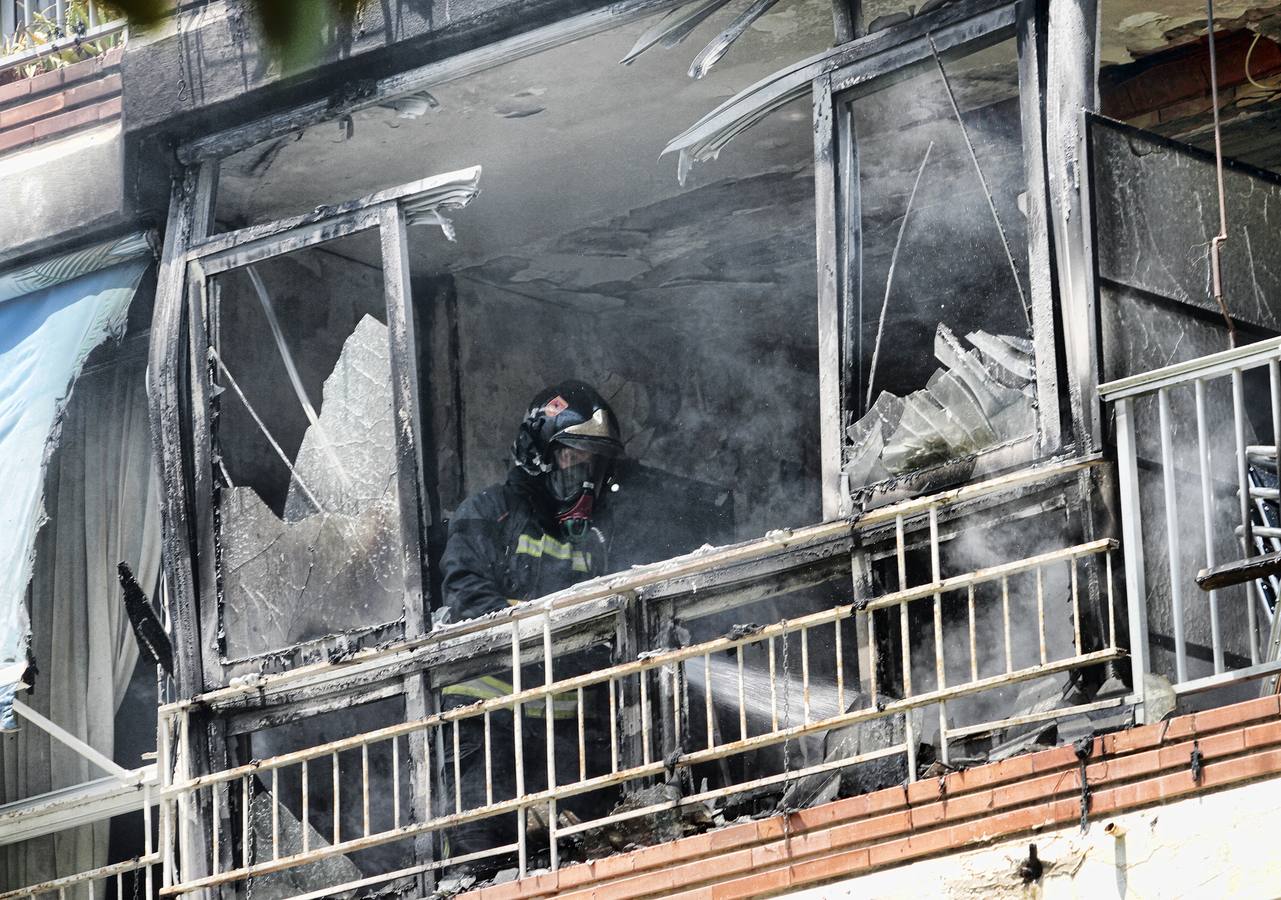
[1,15,126,75]
[163,455,1100,715]
[1099,335,1281,401]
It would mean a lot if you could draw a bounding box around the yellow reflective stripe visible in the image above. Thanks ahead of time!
[442,675,513,701]
[515,533,593,574]
[525,692,579,719]
[441,679,578,719]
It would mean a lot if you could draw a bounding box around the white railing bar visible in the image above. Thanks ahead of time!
[161,646,1125,896]
[510,621,526,878]
[1196,378,1225,674]
[162,541,1120,795]
[166,458,1105,715]
[1158,386,1188,682]
[1099,335,1281,400]
[1233,369,1262,667]
[1171,658,1281,696]
[944,695,1130,740]
[11,699,132,780]
[930,506,948,766]
[0,854,159,899]
[0,17,126,73]
[1114,397,1151,721]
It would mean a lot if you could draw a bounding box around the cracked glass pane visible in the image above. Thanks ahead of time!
[209,231,406,665]
[841,37,1035,486]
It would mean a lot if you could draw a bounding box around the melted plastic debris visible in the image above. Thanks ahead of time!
[221,315,405,658]
[846,324,1035,481]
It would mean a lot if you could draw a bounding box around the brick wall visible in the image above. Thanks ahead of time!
[0,46,123,158]
[469,695,1281,899]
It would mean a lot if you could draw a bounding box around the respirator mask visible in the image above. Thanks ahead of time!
[549,446,607,541]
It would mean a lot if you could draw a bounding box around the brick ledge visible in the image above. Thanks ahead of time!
[465,695,1281,899]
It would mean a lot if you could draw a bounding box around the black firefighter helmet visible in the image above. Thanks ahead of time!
[512,381,624,540]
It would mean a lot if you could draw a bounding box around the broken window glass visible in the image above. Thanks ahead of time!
[212,9,835,567]
[209,230,407,665]
[840,37,1036,488]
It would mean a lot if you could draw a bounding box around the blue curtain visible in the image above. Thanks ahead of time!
[0,255,148,729]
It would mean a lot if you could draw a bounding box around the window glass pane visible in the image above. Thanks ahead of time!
[842,37,1035,488]
[209,230,406,664]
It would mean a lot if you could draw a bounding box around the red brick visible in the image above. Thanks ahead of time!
[0,76,32,107]
[678,846,755,883]
[910,827,960,861]
[993,769,1078,809]
[60,71,121,110]
[948,752,1037,793]
[0,122,35,155]
[1030,743,1086,773]
[1192,695,1281,733]
[790,827,833,857]
[791,794,867,831]
[30,101,100,140]
[589,850,638,882]
[863,783,911,815]
[754,814,787,842]
[866,834,917,869]
[95,93,121,121]
[1099,719,1167,757]
[909,801,948,830]
[750,840,792,869]
[826,808,911,849]
[1202,746,1281,786]
[1242,719,1281,750]
[789,847,871,886]
[906,776,943,805]
[711,866,792,899]
[0,91,64,128]
[705,821,761,852]
[25,65,66,97]
[665,889,713,900]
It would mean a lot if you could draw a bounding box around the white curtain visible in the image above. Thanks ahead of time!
[0,348,162,890]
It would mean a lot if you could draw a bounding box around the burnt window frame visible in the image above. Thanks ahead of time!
[151,0,1081,703]
[154,171,478,694]
[813,0,1060,517]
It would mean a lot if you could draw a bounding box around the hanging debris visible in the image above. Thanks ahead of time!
[845,325,1036,485]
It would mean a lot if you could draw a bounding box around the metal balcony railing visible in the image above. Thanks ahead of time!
[0,702,158,900]
[1,1,126,74]
[1102,335,1281,711]
[146,458,1122,897]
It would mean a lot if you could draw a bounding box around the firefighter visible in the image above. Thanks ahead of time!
[438,380,624,862]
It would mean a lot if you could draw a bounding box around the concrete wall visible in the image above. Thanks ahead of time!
[0,48,139,268]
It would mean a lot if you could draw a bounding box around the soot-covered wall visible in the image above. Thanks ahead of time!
[418,163,822,556]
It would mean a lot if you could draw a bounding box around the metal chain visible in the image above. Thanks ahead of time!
[780,630,792,779]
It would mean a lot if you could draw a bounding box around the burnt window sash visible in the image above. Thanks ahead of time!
[166,173,476,692]
[810,0,1060,516]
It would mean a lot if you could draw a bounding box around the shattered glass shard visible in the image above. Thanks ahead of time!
[221,315,405,660]
[284,315,398,521]
[845,324,1035,481]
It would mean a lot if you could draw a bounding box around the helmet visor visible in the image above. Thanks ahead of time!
[548,445,612,505]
